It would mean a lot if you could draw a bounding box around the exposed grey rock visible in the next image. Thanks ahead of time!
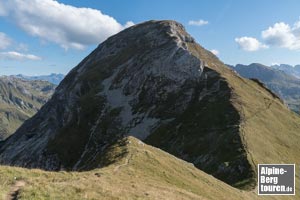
[0,20,253,187]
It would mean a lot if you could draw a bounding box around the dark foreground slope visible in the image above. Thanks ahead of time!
[1,21,300,192]
[0,76,55,140]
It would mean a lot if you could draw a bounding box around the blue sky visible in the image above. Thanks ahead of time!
[1,0,300,75]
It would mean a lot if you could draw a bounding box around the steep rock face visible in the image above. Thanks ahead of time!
[0,76,55,140]
[2,20,300,190]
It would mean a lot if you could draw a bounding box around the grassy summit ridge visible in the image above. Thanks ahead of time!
[1,21,300,199]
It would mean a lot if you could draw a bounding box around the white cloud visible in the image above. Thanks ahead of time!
[188,19,209,26]
[0,0,133,50]
[0,51,41,61]
[210,49,219,56]
[0,32,12,49]
[124,21,135,28]
[262,21,300,50]
[235,37,268,51]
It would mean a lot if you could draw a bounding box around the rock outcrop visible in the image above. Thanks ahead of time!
[1,20,300,190]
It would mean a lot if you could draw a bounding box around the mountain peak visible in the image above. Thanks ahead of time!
[1,20,300,191]
[0,20,249,186]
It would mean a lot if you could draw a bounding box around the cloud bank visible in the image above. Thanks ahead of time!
[0,0,134,50]
[262,21,300,50]
[236,18,300,51]
[235,37,268,51]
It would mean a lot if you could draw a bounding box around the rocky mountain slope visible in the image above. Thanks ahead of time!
[13,73,65,85]
[230,63,300,113]
[0,76,55,140]
[1,20,300,193]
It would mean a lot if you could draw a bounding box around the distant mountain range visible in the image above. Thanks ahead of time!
[13,73,65,85]
[0,76,55,140]
[229,63,300,113]
[271,64,300,78]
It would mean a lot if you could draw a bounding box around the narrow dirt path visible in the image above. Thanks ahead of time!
[6,180,26,200]
[114,154,132,172]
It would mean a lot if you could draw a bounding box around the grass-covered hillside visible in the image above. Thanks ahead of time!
[187,42,300,196]
[0,136,288,200]
[1,21,300,199]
